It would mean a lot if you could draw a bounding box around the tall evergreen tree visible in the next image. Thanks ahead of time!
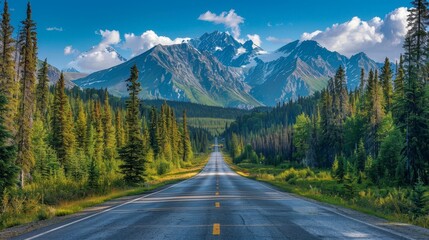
[16,2,37,187]
[365,70,384,157]
[75,100,87,151]
[93,100,104,163]
[102,89,116,161]
[181,110,193,161]
[0,94,18,197]
[320,88,335,167]
[332,66,349,153]
[119,65,146,184]
[359,68,365,94]
[402,1,429,183]
[0,0,17,138]
[36,58,50,119]
[405,0,429,82]
[52,73,75,172]
[380,58,393,112]
[393,56,406,125]
[115,110,125,148]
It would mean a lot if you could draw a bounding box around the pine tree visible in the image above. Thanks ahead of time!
[75,100,87,151]
[149,107,159,155]
[359,68,365,94]
[355,139,366,172]
[402,1,429,183]
[102,89,116,161]
[119,65,146,184]
[405,0,429,82]
[32,118,58,180]
[93,100,104,163]
[0,93,18,197]
[0,0,17,138]
[412,178,428,216]
[87,158,100,190]
[392,55,406,124]
[320,88,335,167]
[331,66,349,154]
[365,70,384,157]
[52,73,76,173]
[115,110,125,148]
[380,58,393,112]
[36,58,50,119]
[181,110,193,161]
[16,2,37,187]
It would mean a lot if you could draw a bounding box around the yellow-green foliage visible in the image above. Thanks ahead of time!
[276,167,315,182]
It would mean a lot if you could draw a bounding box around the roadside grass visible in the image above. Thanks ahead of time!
[0,153,210,231]
[223,153,429,229]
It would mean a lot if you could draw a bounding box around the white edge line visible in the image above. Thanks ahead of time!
[221,152,415,240]
[24,154,211,240]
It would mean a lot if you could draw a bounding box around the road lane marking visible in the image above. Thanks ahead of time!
[24,155,214,240]
[215,191,219,195]
[215,202,220,208]
[212,223,220,235]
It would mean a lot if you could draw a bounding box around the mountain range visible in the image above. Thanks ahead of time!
[72,31,382,107]
[37,60,89,88]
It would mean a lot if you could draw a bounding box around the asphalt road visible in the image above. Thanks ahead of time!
[14,144,419,240]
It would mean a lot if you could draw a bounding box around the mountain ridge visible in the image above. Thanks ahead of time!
[73,31,382,107]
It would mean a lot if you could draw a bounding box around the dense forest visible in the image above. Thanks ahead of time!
[225,0,429,187]
[0,1,211,226]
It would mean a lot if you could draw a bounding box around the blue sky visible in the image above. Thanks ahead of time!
[9,0,409,71]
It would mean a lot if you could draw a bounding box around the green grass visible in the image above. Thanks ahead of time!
[223,153,429,229]
[0,153,210,231]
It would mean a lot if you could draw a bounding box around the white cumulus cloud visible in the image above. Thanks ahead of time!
[300,7,408,61]
[98,29,121,45]
[46,27,63,32]
[123,30,190,57]
[64,45,76,55]
[247,34,262,47]
[198,9,244,39]
[68,29,125,73]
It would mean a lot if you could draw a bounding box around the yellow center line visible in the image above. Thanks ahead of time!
[215,202,220,208]
[213,223,220,235]
[215,191,219,195]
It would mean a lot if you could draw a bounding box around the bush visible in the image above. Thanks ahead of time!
[277,168,315,182]
[156,159,173,175]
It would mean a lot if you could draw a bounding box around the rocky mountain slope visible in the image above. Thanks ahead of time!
[72,32,381,107]
[74,43,260,108]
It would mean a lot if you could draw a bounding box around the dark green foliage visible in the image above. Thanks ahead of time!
[412,179,428,216]
[378,128,404,182]
[343,174,357,199]
[181,110,193,161]
[355,139,366,172]
[380,58,393,111]
[0,0,17,138]
[0,94,18,197]
[332,156,345,182]
[119,65,146,184]
[87,158,100,190]
[36,58,49,119]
